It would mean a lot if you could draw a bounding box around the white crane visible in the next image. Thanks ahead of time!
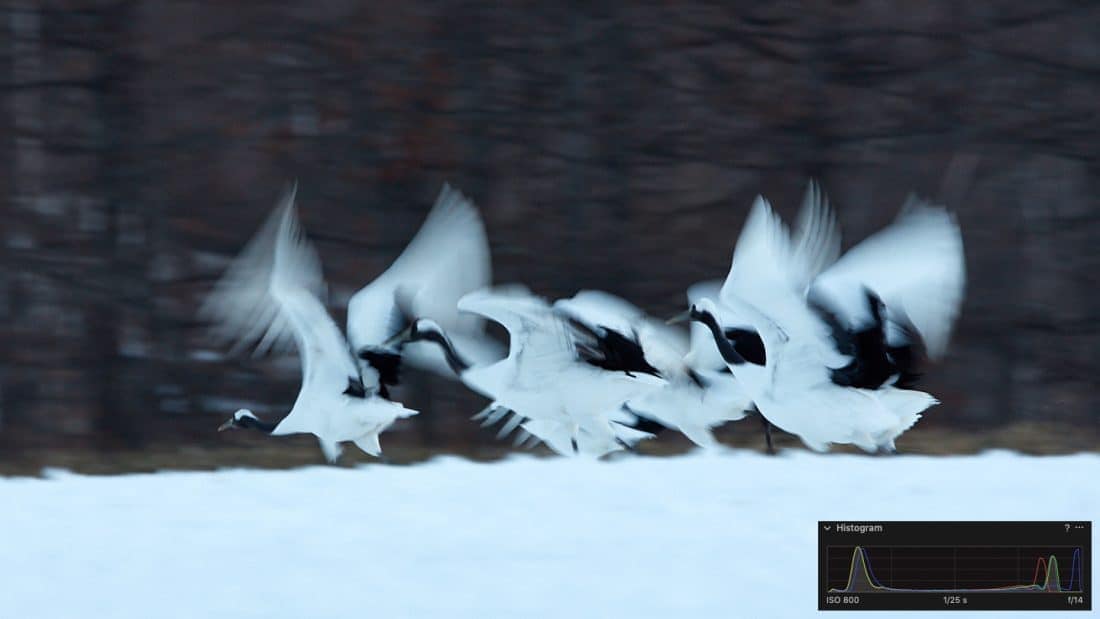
[203,185,417,462]
[345,183,503,396]
[552,290,754,449]
[678,184,964,453]
[386,286,664,456]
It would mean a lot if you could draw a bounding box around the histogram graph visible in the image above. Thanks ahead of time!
[819,521,1091,611]
[828,546,1084,593]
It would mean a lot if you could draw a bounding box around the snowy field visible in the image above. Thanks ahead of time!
[2,450,1096,618]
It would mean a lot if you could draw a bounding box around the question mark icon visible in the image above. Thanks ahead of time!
[1065,523,1072,532]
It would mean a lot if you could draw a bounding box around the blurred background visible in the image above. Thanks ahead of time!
[1,1,1097,472]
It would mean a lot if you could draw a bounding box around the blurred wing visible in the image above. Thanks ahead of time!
[458,286,579,386]
[552,290,644,337]
[720,196,793,309]
[553,290,664,377]
[810,197,965,358]
[347,184,492,352]
[201,186,365,405]
[200,185,308,358]
[271,215,364,402]
[471,405,537,447]
[790,180,842,285]
[634,320,691,379]
[719,196,830,346]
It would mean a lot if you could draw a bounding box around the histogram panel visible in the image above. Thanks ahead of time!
[818,521,1091,611]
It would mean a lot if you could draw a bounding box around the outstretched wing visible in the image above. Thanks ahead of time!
[810,196,965,358]
[201,185,365,408]
[269,198,365,411]
[719,195,837,348]
[347,184,496,359]
[457,286,579,391]
[716,192,851,393]
[790,181,842,286]
[201,185,305,358]
[553,290,644,338]
[552,291,665,377]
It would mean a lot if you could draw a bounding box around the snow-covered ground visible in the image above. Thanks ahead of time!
[2,450,1096,618]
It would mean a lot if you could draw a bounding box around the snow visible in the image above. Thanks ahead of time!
[2,450,1096,618]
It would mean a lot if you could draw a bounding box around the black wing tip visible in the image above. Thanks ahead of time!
[723,327,767,366]
[343,377,368,399]
[358,348,403,388]
[575,326,662,378]
[620,404,669,436]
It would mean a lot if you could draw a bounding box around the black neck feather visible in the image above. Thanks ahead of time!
[239,416,278,433]
[420,330,471,374]
[693,309,746,366]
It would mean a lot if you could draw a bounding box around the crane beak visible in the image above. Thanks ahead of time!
[217,419,236,432]
[666,309,692,325]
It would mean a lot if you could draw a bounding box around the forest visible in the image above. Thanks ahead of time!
[1,2,1097,462]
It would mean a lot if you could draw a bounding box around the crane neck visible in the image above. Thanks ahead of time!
[420,329,472,374]
[694,309,747,366]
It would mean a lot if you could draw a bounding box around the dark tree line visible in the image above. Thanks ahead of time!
[1,1,1098,452]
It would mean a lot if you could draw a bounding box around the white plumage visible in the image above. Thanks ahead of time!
[205,177,966,461]
[449,286,665,456]
[808,196,966,359]
[555,290,753,448]
[346,183,504,386]
[692,184,961,453]
[202,185,417,461]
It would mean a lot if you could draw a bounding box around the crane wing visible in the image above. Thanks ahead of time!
[810,197,965,359]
